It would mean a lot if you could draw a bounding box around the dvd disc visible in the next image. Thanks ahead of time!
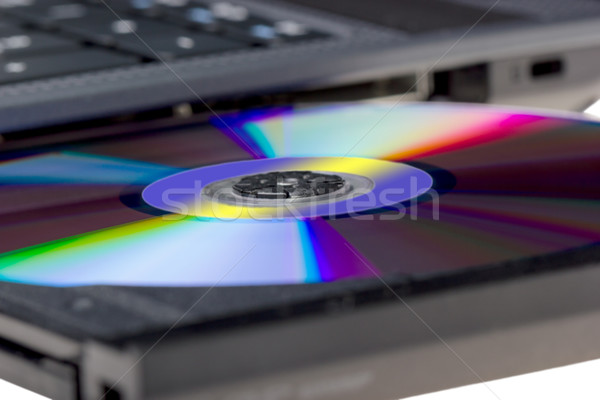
[0,102,598,286]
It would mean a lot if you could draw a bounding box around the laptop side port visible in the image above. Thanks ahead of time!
[488,45,600,110]
[430,63,489,103]
[530,59,563,78]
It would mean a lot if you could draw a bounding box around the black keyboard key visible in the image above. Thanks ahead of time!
[0,31,78,56]
[90,0,169,13]
[2,1,91,24]
[87,0,151,10]
[163,4,220,32]
[58,13,193,45]
[272,20,328,42]
[0,0,67,10]
[3,1,120,38]
[0,49,137,84]
[0,20,23,34]
[152,1,273,43]
[69,15,186,36]
[227,18,327,45]
[154,0,192,9]
[202,2,328,44]
[209,1,250,23]
[115,31,246,59]
[206,2,279,43]
[162,2,278,44]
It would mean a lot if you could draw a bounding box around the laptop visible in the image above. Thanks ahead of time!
[0,2,599,400]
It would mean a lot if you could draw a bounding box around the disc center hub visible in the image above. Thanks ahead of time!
[232,171,345,199]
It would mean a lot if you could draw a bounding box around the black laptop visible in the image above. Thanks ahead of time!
[0,2,599,400]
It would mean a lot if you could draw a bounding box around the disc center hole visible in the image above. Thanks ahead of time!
[232,171,345,199]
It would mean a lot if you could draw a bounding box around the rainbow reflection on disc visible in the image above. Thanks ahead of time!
[0,101,598,287]
[0,217,374,287]
[142,157,433,219]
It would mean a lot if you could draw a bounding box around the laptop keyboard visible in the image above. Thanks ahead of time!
[0,0,329,84]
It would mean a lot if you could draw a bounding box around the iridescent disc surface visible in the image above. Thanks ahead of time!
[0,102,598,287]
[142,157,433,219]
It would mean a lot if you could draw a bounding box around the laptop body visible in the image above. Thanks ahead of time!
[0,1,599,399]
[0,0,598,138]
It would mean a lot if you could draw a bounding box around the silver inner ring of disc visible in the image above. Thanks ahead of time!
[202,171,375,207]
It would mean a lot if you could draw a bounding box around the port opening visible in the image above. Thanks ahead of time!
[102,384,122,400]
[431,63,488,102]
[530,59,563,78]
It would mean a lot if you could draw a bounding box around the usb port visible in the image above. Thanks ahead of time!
[530,59,563,78]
